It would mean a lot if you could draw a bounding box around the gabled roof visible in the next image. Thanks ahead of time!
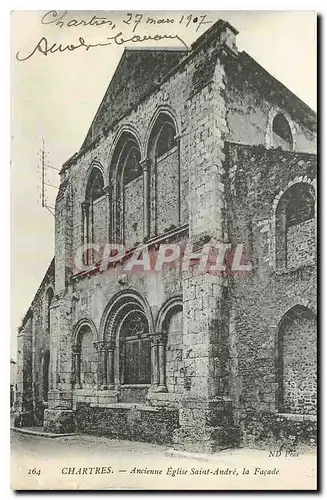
[68,19,316,165]
[81,48,187,150]
[236,51,316,130]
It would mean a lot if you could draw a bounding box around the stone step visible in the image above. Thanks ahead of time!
[10,426,79,438]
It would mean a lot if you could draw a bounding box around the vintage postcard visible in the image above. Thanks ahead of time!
[10,10,317,490]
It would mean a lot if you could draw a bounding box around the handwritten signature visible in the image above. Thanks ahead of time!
[16,33,189,62]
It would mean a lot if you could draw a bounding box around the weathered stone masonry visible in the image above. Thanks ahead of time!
[16,19,317,451]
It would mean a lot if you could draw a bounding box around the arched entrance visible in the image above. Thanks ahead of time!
[119,309,151,385]
[101,291,153,402]
[155,296,183,394]
[277,305,316,415]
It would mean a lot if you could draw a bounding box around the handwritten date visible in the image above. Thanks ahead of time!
[41,11,212,34]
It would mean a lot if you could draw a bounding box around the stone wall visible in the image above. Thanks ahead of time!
[92,195,108,251]
[281,309,316,415]
[286,219,316,269]
[124,177,144,248]
[241,412,317,449]
[15,315,33,425]
[224,143,317,445]
[79,328,97,389]
[74,402,179,445]
[156,149,180,234]
[224,53,317,154]
[15,260,55,426]
[66,48,193,279]
[166,310,184,394]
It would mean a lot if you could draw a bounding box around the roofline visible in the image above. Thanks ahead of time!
[60,20,316,172]
[239,51,316,122]
[60,25,233,172]
[18,258,55,331]
[224,140,317,159]
[79,47,188,153]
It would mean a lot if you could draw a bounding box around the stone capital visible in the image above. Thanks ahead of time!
[150,335,159,346]
[81,200,90,212]
[93,340,107,352]
[140,158,150,172]
[107,340,116,351]
[72,344,81,355]
[108,179,115,193]
[152,332,166,345]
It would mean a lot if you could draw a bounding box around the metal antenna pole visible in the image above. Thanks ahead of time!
[39,138,59,219]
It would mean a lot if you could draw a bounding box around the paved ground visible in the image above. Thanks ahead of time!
[11,430,169,460]
[11,431,317,491]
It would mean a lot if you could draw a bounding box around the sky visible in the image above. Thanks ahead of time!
[10,10,317,357]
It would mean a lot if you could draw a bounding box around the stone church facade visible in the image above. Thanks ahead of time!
[15,20,317,452]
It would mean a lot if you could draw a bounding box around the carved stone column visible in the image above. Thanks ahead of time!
[100,341,108,389]
[175,135,181,225]
[107,340,116,389]
[157,333,167,392]
[94,341,108,389]
[141,158,150,241]
[106,182,114,244]
[72,344,81,389]
[81,200,91,265]
[150,335,159,390]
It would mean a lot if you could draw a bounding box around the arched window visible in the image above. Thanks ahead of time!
[123,147,142,185]
[86,168,104,202]
[110,133,143,248]
[45,288,54,332]
[277,305,316,415]
[103,293,153,396]
[74,325,97,389]
[275,183,315,270]
[148,113,180,236]
[82,167,105,265]
[286,188,315,228]
[156,122,176,158]
[272,114,293,151]
[42,350,50,402]
[121,310,151,385]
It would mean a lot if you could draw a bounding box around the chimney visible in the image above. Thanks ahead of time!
[191,19,239,55]
[218,21,239,55]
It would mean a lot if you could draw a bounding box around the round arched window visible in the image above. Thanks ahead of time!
[272,114,293,150]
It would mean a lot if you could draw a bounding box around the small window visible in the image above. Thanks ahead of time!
[272,114,293,150]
